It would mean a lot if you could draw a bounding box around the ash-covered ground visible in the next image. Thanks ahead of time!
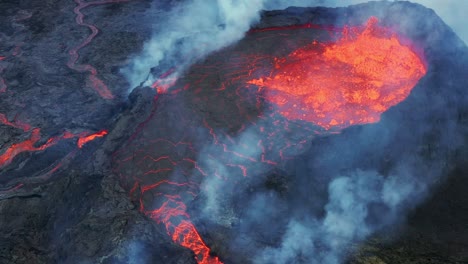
[0,1,468,264]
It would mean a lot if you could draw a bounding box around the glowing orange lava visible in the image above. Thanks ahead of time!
[0,129,63,168]
[0,128,108,168]
[77,129,108,148]
[146,195,222,264]
[248,17,426,130]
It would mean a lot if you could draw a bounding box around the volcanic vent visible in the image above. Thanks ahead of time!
[114,6,431,264]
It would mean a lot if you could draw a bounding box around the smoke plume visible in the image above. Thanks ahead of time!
[123,1,467,92]
[193,113,450,263]
[122,0,264,90]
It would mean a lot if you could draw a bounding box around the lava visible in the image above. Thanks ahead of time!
[0,128,108,168]
[77,129,108,148]
[114,17,427,264]
[248,17,426,130]
[0,114,31,132]
[146,195,222,264]
[68,0,132,99]
[0,128,64,168]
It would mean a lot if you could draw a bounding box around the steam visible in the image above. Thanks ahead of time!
[194,115,448,263]
[122,0,264,90]
[255,169,428,264]
[122,0,467,92]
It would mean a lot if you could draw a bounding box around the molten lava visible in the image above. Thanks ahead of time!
[77,129,108,148]
[0,128,108,168]
[249,17,426,130]
[146,195,222,264]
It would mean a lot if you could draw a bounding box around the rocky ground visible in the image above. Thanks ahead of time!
[0,1,467,264]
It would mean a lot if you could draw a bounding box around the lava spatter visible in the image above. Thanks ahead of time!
[68,0,132,99]
[248,17,427,130]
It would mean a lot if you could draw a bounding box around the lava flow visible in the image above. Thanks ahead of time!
[77,129,108,148]
[68,0,132,99]
[115,17,427,264]
[248,17,427,130]
[0,128,108,168]
[0,114,31,132]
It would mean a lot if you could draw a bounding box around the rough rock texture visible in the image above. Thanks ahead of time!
[0,1,467,264]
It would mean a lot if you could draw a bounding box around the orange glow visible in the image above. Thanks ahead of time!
[0,129,63,168]
[77,129,108,148]
[0,114,31,131]
[151,68,178,93]
[248,17,426,130]
[147,196,222,264]
[0,128,108,168]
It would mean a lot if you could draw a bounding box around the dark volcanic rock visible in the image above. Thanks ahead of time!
[0,1,468,264]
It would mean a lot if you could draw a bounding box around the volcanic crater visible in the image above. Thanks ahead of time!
[1,1,468,264]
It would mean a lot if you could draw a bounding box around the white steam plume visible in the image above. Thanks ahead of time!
[196,119,441,264]
[122,0,264,90]
[122,1,467,92]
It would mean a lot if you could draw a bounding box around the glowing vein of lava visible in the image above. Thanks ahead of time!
[77,129,108,148]
[68,0,131,99]
[145,195,223,264]
[0,128,108,168]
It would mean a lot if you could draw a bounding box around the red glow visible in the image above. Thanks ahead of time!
[146,195,222,264]
[248,17,426,130]
[77,129,108,148]
[68,0,132,99]
[151,68,178,94]
[0,114,31,132]
[0,129,59,168]
[0,128,108,168]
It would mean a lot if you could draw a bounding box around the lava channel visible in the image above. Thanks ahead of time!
[248,17,427,130]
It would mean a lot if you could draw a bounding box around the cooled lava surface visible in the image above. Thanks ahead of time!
[1,1,468,264]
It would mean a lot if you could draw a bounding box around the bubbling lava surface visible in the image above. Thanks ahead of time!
[248,17,426,130]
